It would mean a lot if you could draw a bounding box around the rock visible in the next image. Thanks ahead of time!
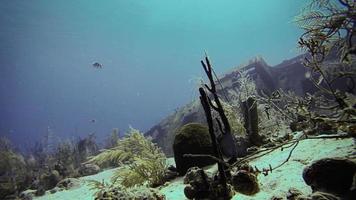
[78,163,101,176]
[183,167,212,199]
[209,182,235,199]
[40,170,61,190]
[231,170,259,195]
[167,165,177,172]
[287,188,303,200]
[54,163,74,177]
[35,186,46,196]
[56,178,81,190]
[303,158,356,196]
[184,185,196,199]
[183,167,211,188]
[173,123,216,175]
[184,167,236,199]
[163,169,179,181]
[19,190,36,200]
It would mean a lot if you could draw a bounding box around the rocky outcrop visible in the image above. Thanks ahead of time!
[56,178,81,190]
[78,164,101,176]
[303,158,356,198]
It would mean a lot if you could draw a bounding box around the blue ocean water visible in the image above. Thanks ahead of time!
[0,0,308,148]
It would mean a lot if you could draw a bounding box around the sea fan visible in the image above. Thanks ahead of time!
[87,127,167,188]
[113,152,166,187]
[87,127,156,166]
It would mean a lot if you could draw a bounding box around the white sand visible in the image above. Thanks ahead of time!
[160,137,354,200]
[34,137,354,200]
[34,168,117,200]
[232,137,354,200]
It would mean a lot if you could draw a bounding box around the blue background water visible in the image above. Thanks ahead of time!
[0,0,308,148]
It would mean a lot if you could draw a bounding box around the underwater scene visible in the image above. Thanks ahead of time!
[0,0,355,199]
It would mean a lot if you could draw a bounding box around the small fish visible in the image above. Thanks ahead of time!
[92,62,103,69]
[90,119,96,123]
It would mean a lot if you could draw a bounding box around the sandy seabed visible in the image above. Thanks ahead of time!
[34,136,354,200]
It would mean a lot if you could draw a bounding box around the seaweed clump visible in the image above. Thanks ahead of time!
[88,127,167,188]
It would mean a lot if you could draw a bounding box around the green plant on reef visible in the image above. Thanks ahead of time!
[88,127,167,187]
[295,0,355,63]
[113,153,166,188]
